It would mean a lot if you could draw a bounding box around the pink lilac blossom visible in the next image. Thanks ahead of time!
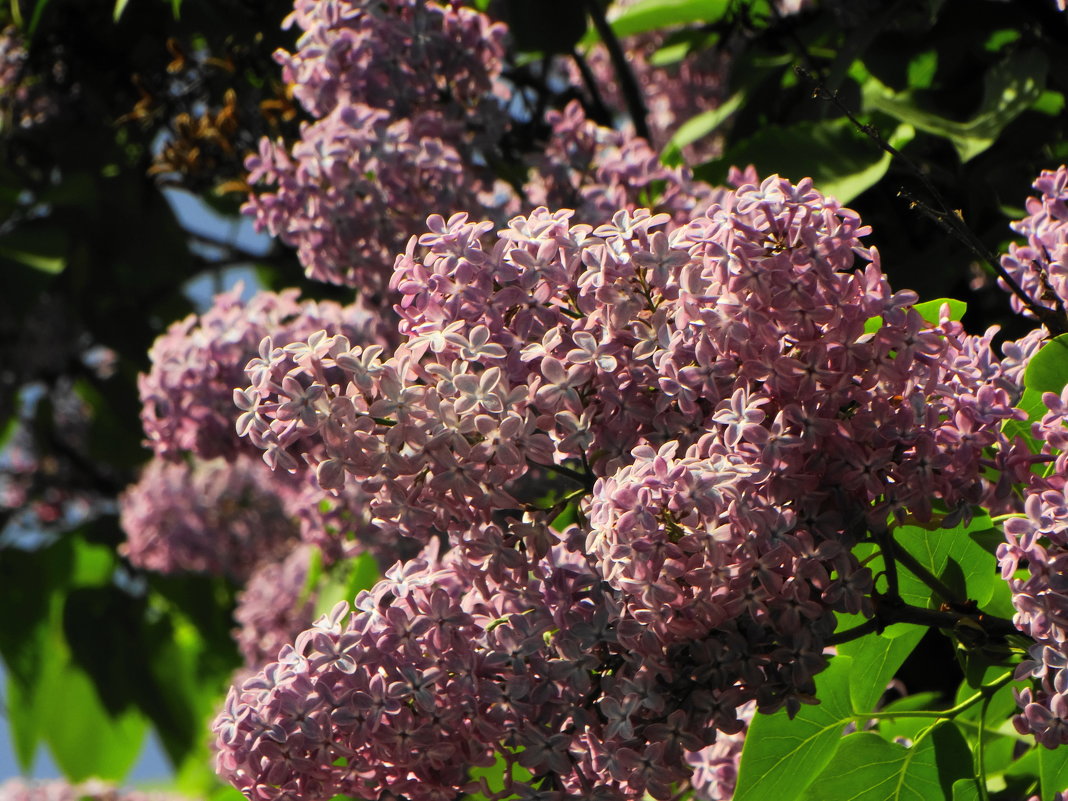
[523,100,718,226]
[569,0,810,160]
[998,385,1068,748]
[244,0,723,290]
[221,175,1027,797]
[1000,165,1068,318]
[139,285,389,462]
[244,0,508,288]
[686,701,753,801]
[119,454,298,581]
[234,543,319,670]
[215,540,757,801]
[135,286,402,571]
[569,30,728,160]
[0,26,60,130]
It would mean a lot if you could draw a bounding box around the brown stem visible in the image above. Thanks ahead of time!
[584,0,651,142]
[796,66,1068,336]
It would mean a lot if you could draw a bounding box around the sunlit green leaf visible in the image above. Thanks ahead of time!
[465,749,532,800]
[952,778,981,801]
[892,515,998,610]
[862,49,1047,161]
[734,656,854,801]
[874,692,943,746]
[1039,745,1068,801]
[839,626,925,713]
[801,723,971,801]
[865,298,966,335]
[1032,90,1065,117]
[43,661,148,781]
[907,50,938,90]
[603,0,730,39]
[662,92,745,166]
[696,118,914,205]
[1024,334,1068,396]
[313,552,381,619]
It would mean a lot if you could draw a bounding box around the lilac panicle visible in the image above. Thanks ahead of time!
[139,285,389,462]
[120,454,298,581]
[221,174,1028,798]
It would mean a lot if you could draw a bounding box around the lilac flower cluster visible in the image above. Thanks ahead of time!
[243,0,721,290]
[999,385,1068,747]
[222,175,1027,796]
[139,285,388,462]
[1000,165,1068,318]
[119,454,298,581]
[524,100,718,226]
[567,30,728,160]
[0,26,61,130]
[244,0,508,288]
[215,540,756,801]
[234,543,319,671]
[128,286,406,674]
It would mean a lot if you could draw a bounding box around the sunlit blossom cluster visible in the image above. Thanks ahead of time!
[999,385,1068,747]
[244,0,509,288]
[139,285,389,462]
[1000,165,1068,318]
[525,100,719,226]
[218,174,1027,798]
[215,540,754,801]
[243,0,723,292]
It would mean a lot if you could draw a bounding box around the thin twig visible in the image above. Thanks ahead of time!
[571,48,614,127]
[584,0,651,141]
[889,538,963,606]
[528,458,595,491]
[796,65,1068,335]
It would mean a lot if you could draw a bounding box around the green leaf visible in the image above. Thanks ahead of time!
[313,552,380,619]
[551,501,579,531]
[1002,386,1047,456]
[839,626,925,713]
[1032,90,1065,117]
[5,673,42,771]
[43,661,148,781]
[874,692,943,746]
[907,50,938,90]
[951,778,981,801]
[0,221,70,274]
[465,749,532,800]
[864,298,966,335]
[802,723,972,801]
[24,0,50,37]
[1039,745,1068,801]
[696,118,914,205]
[113,0,131,20]
[0,245,65,274]
[603,0,731,39]
[912,298,967,325]
[892,515,998,610]
[734,655,855,801]
[861,49,1048,162]
[1024,334,1068,396]
[662,92,745,166]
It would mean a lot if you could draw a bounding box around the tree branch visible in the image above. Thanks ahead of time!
[795,65,1068,336]
[584,0,651,142]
